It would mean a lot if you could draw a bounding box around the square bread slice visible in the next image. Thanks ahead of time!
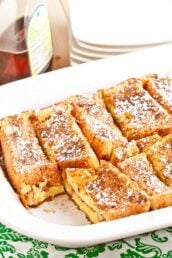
[63,168,103,223]
[69,91,127,160]
[33,103,99,170]
[118,153,172,209]
[143,74,172,114]
[145,134,172,186]
[103,78,172,140]
[110,140,139,166]
[63,161,150,223]
[136,134,161,152]
[0,112,64,207]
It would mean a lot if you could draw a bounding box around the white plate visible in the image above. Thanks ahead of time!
[70,52,94,63]
[69,0,172,45]
[71,46,115,59]
[0,44,172,248]
[74,38,171,54]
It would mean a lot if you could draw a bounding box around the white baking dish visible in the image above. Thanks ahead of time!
[0,44,172,247]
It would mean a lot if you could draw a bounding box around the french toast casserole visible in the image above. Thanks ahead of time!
[0,73,172,223]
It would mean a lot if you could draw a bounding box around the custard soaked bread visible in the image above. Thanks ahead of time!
[136,134,161,152]
[103,78,172,140]
[143,74,172,114]
[110,140,139,166]
[63,167,103,223]
[145,134,172,186]
[118,153,172,209]
[69,91,127,160]
[63,161,150,223]
[0,73,172,223]
[33,103,99,170]
[0,112,64,207]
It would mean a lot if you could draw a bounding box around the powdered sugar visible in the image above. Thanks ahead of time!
[37,104,93,164]
[119,153,168,196]
[105,79,172,140]
[1,116,49,173]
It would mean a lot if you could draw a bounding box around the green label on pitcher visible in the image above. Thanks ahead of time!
[27,5,52,76]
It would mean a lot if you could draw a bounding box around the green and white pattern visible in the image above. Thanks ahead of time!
[0,223,171,257]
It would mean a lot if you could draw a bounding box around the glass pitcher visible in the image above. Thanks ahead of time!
[0,0,53,85]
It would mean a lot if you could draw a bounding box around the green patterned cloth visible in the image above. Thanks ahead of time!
[0,223,172,258]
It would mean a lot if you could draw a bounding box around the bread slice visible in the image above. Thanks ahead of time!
[119,153,172,209]
[143,74,172,114]
[33,103,99,170]
[103,78,172,140]
[69,91,127,160]
[110,140,139,166]
[145,134,172,186]
[0,112,64,207]
[63,168,104,223]
[136,134,161,152]
[63,161,150,223]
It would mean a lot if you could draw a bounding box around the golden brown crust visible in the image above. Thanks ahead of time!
[0,112,64,207]
[110,140,139,166]
[142,74,172,114]
[145,134,172,186]
[103,78,172,140]
[118,153,172,209]
[64,179,103,223]
[63,161,150,221]
[136,134,161,152]
[33,103,99,170]
[68,91,127,160]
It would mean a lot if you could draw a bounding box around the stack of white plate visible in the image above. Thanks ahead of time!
[69,0,172,65]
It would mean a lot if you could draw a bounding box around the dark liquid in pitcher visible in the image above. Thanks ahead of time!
[0,17,52,85]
